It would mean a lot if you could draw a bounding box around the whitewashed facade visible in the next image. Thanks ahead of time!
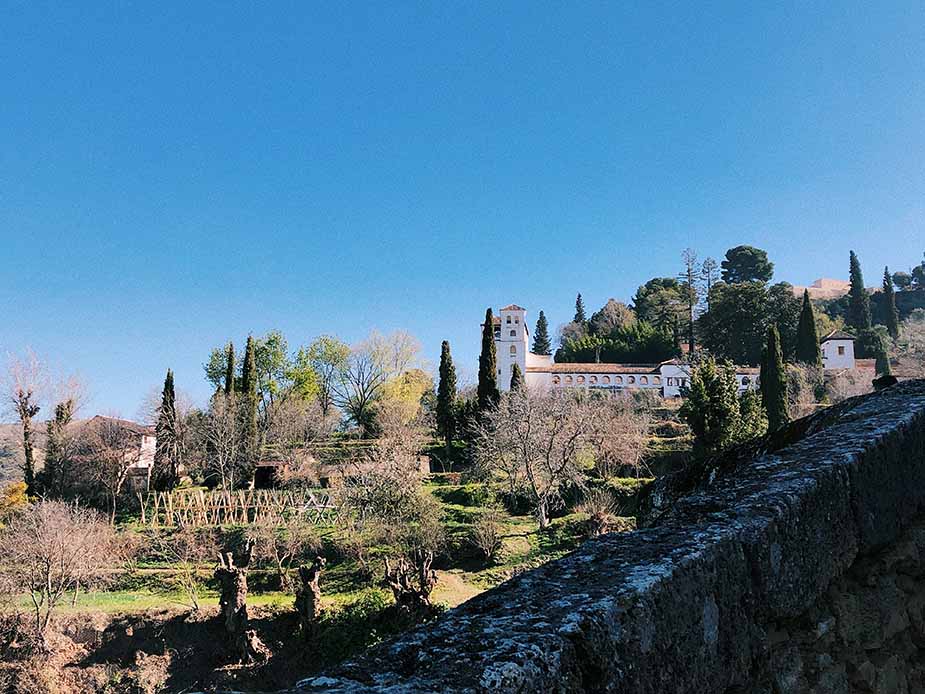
[820,330,857,370]
[489,304,759,398]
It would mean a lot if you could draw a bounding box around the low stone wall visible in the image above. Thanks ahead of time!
[292,380,925,693]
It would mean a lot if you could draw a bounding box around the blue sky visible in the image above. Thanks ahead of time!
[1,2,923,417]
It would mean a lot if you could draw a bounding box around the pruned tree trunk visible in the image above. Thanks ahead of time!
[294,556,326,640]
[214,539,269,664]
[383,550,438,621]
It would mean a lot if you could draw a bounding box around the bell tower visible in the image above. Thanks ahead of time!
[496,304,529,390]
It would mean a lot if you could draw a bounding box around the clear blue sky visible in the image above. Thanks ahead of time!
[1,2,923,417]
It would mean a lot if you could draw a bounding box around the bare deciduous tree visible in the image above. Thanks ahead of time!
[381,495,444,621]
[474,388,602,529]
[468,508,505,564]
[786,363,825,419]
[333,405,427,524]
[4,350,50,494]
[198,394,244,491]
[247,518,321,591]
[592,395,653,479]
[264,397,334,479]
[332,331,422,436]
[826,370,873,403]
[153,526,218,612]
[77,417,143,523]
[0,501,119,642]
[894,309,925,377]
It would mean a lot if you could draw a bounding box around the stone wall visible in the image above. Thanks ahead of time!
[291,380,925,694]
[764,517,925,693]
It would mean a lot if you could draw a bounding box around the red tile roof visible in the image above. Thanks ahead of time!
[527,363,661,374]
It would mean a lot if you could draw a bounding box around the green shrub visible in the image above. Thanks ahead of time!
[430,483,493,509]
[603,478,653,515]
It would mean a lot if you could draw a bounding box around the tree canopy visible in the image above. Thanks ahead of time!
[555,321,678,364]
[588,299,635,336]
[720,245,774,284]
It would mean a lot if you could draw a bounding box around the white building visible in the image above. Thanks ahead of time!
[820,330,857,370]
[487,304,759,398]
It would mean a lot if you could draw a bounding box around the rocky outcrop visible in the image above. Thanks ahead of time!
[288,380,925,693]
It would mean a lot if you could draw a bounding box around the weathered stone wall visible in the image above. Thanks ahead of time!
[291,380,925,694]
[764,517,925,693]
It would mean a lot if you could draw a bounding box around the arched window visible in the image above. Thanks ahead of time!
[653,376,661,384]
[589,376,597,384]
[615,376,623,384]
[510,345,516,354]
[602,376,610,384]
[565,376,573,384]
[628,376,636,384]
[510,330,516,337]
[577,375,585,384]
[640,376,648,385]
[552,376,560,385]
[742,376,751,385]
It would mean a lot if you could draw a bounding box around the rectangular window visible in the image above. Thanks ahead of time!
[838,346,845,356]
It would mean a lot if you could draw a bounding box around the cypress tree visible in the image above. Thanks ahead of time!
[477,308,500,412]
[154,369,181,491]
[241,335,259,464]
[847,251,872,332]
[42,398,74,497]
[532,311,552,356]
[679,357,742,454]
[882,267,900,340]
[510,363,524,391]
[436,341,457,446]
[224,342,236,395]
[795,289,821,366]
[574,293,587,324]
[760,325,789,432]
[875,338,892,376]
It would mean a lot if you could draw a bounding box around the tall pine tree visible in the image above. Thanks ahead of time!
[436,340,457,446]
[574,293,587,324]
[224,341,236,395]
[882,267,900,340]
[477,308,500,412]
[241,335,259,466]
[510,363,524,391]
[760,325,789,432]
[532,311,552,356]
[847,251,872,332]
[153,369,181,491]
[795,289,821,366]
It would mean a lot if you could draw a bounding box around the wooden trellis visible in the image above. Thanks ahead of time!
[144,488,337,527]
